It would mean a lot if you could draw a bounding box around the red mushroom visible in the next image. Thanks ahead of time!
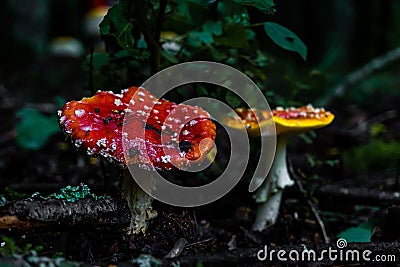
[58,86,216,234]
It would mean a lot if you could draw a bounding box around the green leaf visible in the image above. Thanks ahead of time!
[338,221,374,242]
[161,50,179,63]
[215,24,247,48]
[188,30,214,46]
[233,0,275,14]
[99,2,136,55]
[16,108,59,150]
[203,21,223,36]
[225,90,242,108]
[264,22,307,60]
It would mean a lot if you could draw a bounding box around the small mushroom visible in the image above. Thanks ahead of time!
[225,105,334,231]
[58,86,216,234]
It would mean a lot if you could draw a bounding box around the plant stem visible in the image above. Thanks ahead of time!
[134,0,162,74]
[122,170,157,234]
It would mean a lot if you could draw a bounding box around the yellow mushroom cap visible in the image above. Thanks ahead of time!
[223,107,274,136]
[273,104,334,134]
[223,105,334,136]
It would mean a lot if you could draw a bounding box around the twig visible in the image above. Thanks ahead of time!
[348,109,397,136]
[319,46,400,106]
[288,161,330,244]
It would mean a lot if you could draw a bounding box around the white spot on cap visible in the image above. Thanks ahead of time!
[114,98,123,106]
[182,130,189,135]
[130,99,135,105]
[138,91,145,96]
[75,109,85,117]
[189,120,197,126]
[74,139,83,147]
[111,142,117,151]
[143,105,150,110]
[161,155,171,163]
[96,137,107,147]
[139,98,144,102]
[59,116,67,124]
[153,109,159,114]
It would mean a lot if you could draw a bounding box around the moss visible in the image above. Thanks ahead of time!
[31,183,106,202]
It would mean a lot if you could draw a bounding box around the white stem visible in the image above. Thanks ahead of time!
[253,135,294,232]
[122,170,157,235]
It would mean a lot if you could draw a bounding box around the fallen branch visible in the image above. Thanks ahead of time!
[1,196,130,229]
[319,46,400,106]
[317,184,400,206]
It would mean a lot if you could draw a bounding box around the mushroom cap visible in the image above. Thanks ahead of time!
[273,104,334,134]
[223,107,273,136]
[58,86,216,171]
[224,105,334,136]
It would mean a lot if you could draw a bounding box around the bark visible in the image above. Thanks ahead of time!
[2,196,130,229]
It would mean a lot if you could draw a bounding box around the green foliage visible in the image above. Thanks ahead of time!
[337,221,373,242]
[84,50,148,91]
[0,236,43,256]
[100,1,136,55]
[343,139,400,173]
[264,22,308,61]
[93,0,307,102]
[233,0,275,14]
[0,195,6,207]
[15,108,59,150]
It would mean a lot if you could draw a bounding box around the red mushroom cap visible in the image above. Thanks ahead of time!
[58,86,216,171]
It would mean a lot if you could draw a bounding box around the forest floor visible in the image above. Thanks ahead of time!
[1,57,400,266]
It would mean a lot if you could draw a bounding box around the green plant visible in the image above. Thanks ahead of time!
[15,107,59,150]
[86,0,307,106]
[343,139,400,174]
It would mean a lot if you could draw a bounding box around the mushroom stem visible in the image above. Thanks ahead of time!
[253,135,294,231]
[122,170,157,235]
